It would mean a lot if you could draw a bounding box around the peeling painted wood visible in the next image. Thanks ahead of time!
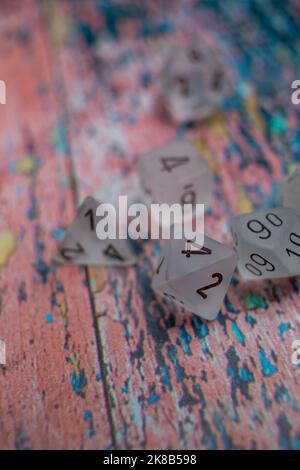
[0,1,111,449]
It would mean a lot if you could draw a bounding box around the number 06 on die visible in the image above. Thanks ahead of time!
[231,207,300,279]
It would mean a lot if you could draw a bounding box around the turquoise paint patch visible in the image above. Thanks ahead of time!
[96,372,102,382]
[179,325,192,355]
[161,367,171,386]
[83,410,92,421]
[275,384,291,405]
[83,410,95,439]
[71,369,87,396]
[292,436,300,450]
[44,312,53,324]
[278,322,291,341]
[51,228,65,241]
[56,281,64,292]
[202,339,210,355]
[53,121,69,154]
[246,313,256,326]
[148,394,160,405]
[87,427,95,439]
[232,322,245,345]
[191,316,209,339]
[167,345,184,382]
[239,366,254,382]
[242,294,267,310]
[259,348,277,377]
[270,113,286,135]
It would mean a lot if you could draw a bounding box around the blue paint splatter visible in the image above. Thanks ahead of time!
[274,384,291,405]
[278,322,291,341]
[178,325,192,355]
[83,410,95,439]
[51,228,65,241]
[167,345,184,383]
[191,316,209,340]
[259,348,277,377]
[148,394,160,405]
[44,312,53,324]
[70,369,87,397]
[56,281,64,292]
[246,313,256,327]
[96,372,102,382]
[83,410,92,421]
[232,322,245,345]
[122,380,129,394]
[53,121,70,154]
[239,366,254,382]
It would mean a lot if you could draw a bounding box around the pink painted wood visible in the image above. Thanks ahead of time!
[0,1,111,449]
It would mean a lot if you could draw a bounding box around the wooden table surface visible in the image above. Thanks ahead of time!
[0,0,300,450]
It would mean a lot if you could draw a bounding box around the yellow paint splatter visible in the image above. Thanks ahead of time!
[0,231,17,267]
[193,137,219,174]
[68,352,81,378]
[237,186,253,214]
[88,267,107,294]
[244,91,264,131]
[57,296,69,328]
[16,155,37,175]
[205,112,228,139]
[47,3,72,46]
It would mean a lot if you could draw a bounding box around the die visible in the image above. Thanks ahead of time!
[279,167,300,215]
[152,236,237,320]
[231,207,300,279]
[160,43,229,123]
[138,140,213,209]
[54,196,136,267]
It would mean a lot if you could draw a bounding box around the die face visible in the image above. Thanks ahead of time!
[167,236,234,281]
[277,211,300,276]
[231,208,289,251]
[279,167,300,215]
[152,235,237,320]
[54,196,136,267]
[152,245,193,311]
[231,207,300,279]
[139,141,212,207]
[170,254,236,320]
[235,245,287,280]
[160,44,229,122]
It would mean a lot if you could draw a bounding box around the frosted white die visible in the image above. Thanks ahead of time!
[54,196,136,267]
[138,140,213,209]
[279,167,300,215]
[160,43,229,122]
[231,207,300,279]
[152,236,237,320]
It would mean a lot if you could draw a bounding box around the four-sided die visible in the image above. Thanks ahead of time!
[54,196,136,267]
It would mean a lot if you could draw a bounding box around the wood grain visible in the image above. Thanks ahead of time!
[0,1,111,449]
